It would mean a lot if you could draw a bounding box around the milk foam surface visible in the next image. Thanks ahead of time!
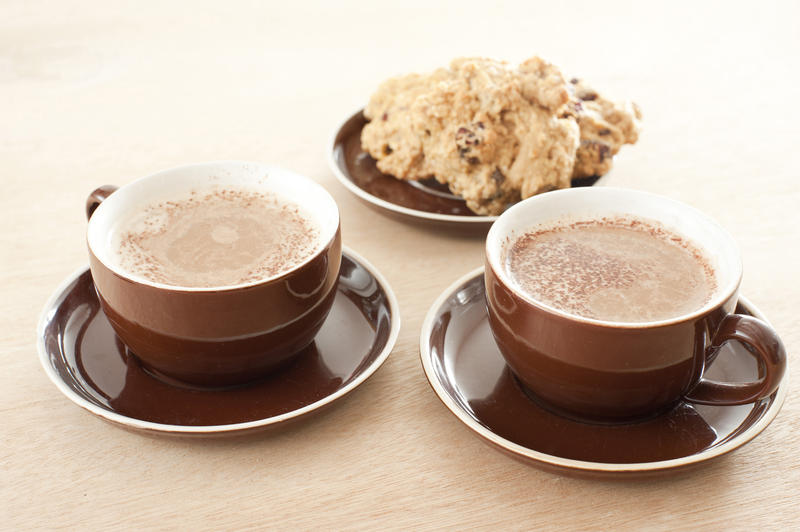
[110,186,320,288]
[505,217,717,323]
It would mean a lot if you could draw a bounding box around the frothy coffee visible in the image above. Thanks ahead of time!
[505,217,717,323]
[111,186,320,288]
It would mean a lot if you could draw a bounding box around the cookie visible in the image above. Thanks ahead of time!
[567,78,642,179]
[361,56,639,215]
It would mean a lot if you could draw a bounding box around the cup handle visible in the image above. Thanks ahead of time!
[684,314,786,406]
[86,185,119,220]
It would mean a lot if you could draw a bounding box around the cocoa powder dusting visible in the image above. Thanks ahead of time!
[114,187,320,288]
[505,217,717,323]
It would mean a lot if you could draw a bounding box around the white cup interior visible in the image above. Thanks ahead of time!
[486,187,742,326]
[87,161,340,291]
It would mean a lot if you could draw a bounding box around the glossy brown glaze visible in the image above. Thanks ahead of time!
[40,254,393,433]
[685,314,787,405]
[88,229,341,387]
[485,262,786,421]
[85,185,119,219]
[422,271,784,474]
[85,173,343,387]
[335,111,477,216]
[331,110,601,225]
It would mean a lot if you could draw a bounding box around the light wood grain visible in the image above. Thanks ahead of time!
[2,1,799,529]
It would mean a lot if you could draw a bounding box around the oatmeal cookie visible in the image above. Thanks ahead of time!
[361,57,639,215]
[567,78,642,179]
[362,57,579,215]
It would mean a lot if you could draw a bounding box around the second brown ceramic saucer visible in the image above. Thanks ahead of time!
[419,267,787,477]
[329,109,602,231]
[37,248,400,437]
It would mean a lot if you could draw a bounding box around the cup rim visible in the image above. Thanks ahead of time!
[485,187,743,329]
[87,160,341,293]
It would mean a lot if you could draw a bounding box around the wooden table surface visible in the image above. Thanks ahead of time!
[3,1,798,529]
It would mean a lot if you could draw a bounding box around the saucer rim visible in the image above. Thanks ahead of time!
[418,266,789,473]
[326,108,498,225]
[36,246,402,435]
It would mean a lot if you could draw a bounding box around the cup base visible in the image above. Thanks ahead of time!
[127,346,303,392]
[513,373,680,426]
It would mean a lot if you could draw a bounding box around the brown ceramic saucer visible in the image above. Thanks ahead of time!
[328,109,602,232]
[419,267,788,477]
[36,248,400,437]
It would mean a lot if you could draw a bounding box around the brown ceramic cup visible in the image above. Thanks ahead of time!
[86,161,342,387]
[485,187,786,421]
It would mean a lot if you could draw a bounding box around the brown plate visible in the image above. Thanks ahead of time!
[37,248,400,437]
[419,267,788,476]
[328,109,602,231]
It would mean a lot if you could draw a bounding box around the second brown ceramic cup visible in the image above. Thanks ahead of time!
[86,161,342,387]
[485,187,786,421]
